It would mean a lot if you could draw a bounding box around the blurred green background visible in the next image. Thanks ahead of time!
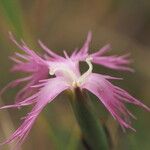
[0,0,150,150]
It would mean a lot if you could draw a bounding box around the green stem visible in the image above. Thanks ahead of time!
[69,87,109,150]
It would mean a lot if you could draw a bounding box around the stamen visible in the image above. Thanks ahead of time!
[49,68,55,75]
[76,57,93,86]
[72,81,77,87]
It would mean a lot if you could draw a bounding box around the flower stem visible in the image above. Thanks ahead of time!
[69,87,109,150]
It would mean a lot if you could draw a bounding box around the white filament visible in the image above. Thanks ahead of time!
[75,57,93,87]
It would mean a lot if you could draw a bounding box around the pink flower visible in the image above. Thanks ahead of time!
[0,32,149,148]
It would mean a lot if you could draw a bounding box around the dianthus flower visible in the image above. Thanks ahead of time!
[0,32,149,148]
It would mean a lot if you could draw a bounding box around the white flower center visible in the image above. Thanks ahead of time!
[49,57,93,87]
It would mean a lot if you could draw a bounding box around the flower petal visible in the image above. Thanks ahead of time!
[0,77,69,149]
[9,33,49,74]
[78,31,92,54]
[0,76,32,96]
[91,44,111,57]
[3,34,51,103]
[38,40,64,60]
[71,32,92,61]
[82,73,149,130]
[91,54,134,72]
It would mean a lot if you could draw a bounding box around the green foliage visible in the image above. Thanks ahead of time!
[70,88,109,150]
[0,0,23,37]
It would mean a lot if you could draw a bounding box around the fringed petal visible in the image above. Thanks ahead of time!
[91,44,111,57]
[82,73,150,130]
[0,76,32,96]
[38,40,64,60]
[0,77,69,149]
[91,53,134,72]
[71,32,92,61]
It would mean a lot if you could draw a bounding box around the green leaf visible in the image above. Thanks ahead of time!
[0,0,23,37]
